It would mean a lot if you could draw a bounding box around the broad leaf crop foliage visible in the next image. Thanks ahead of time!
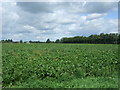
[2,43,118,88]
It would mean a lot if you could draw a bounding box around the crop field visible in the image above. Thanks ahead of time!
[2,43,118,88]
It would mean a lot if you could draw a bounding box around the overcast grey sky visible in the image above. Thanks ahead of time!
[1,2,118,41]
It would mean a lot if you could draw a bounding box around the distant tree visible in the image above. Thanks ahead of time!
[55,39,60,43]
[51,41,54,43]
[1,33,119,44]
[36,41,40,43]
[46,39,51,43]
[3,39,13,43]
[1,40,5,43]
[60,33,119,44]
[6,39,12,43]
[20,40,23,43]
[118,34,120,44]
[29,40,32,43]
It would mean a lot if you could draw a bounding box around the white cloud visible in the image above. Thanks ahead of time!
[1,2,118,41]
[87,13,107,20]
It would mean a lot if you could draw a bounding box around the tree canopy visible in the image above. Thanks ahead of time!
[1,33,120,44]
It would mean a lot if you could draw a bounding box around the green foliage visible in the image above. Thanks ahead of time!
[61,33,119,44]
[2,43,118,88]
[1,39,13,43]
[55,39,60,43]
[20,40,22,43]
[1,33,119,44]
[46,39,51,43]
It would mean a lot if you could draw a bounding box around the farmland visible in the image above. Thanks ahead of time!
[2,43,118,88]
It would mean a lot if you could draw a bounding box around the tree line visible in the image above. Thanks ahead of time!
[1,33,120,44]
[60,33,120,44]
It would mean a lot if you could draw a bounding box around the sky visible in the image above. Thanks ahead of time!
[1,1,118,41]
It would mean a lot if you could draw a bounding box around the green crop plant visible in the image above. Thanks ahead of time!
[2,43,118,88]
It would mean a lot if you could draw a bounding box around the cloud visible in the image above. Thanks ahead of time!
[17,2,117,14]
[17,2,53,13]
[1,2,118,41]
[86,13,107,20]
[82,2,117,13]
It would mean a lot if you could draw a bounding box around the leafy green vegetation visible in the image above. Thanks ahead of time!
[2,43,118,88]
